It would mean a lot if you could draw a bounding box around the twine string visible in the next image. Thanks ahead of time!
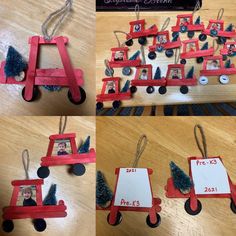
[140,45,146,65]
[113,31,130,47]
[161,17,170,31]
[41,0,73,41]
[22,149,30,180]
[59,116,67,134]
[174,48,180,64]
[194,124,208,159]
[217,8,224,20]
[132,135,148,168]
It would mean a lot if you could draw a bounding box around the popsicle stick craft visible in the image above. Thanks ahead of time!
[0,0,86,105]
[158,49,197,95]
[2,150,67,233]
[37,116,96,179]
[96,60,132,110]
[130,46,166,95]
[105,31,141,76]
[171,1,204,39]
[180,39,214,64]
[125,4,158,46]
[199,55,236,85]
[148,17,181,60]
[165,125,236,216]
[96,135,162,228]
[198,8,236,44]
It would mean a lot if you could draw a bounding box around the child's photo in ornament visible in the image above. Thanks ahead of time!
[114,51,124,61]
[227,43,236,55]
[180,17,190,26]
[17,186,37,206]
[134,24,141,32]
[211,23,221,30]
[53,139,72,156]
[139,69,148,80]
[106,81,116,94]
[157,34,167,44]
[170,68,181,79]
[207,60,220,70]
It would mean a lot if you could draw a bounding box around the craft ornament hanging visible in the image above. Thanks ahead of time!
[105,31,142,77]
[165,124,236,216]
[96,59,132,110]
[0,0,86,105]
[198,8,236,44]
[148,17,182,60]
[37,116,96,179]
[96,135,162,228]
[125,4,158,47]
[171,1,205,39]
[1,150,67,233]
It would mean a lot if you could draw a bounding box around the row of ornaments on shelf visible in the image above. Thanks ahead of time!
[96,6,236,110]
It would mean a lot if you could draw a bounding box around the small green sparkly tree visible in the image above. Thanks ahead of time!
[96,171,113,208]
[4,46,28,77]
[78,136,90,153]
[170,161,192,194]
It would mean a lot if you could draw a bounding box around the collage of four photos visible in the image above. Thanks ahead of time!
[0,0,235,235]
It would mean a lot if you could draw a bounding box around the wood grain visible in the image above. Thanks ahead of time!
[96,117,236,236]
[96,0,236,108]
[0,116,96,236]
[0,0,95,115]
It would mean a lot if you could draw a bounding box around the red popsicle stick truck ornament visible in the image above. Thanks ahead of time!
[165,125,236,216]
[198,8,236,44]
[106,47,141,76]
[2,150,67,233]
[97,168,162,228]
[180,39,214,64]
[199,55,236,85]
[130,64,167,95]
[0,0,86,105]
[96,135,162,228]
[97,60,132,110]
[105,31,142,76]
[0,36,85,104]
[171,1,205,39]
[2,179,67,233]
[148,30,181,60]
[125,5,158,47]
[37,117,96,179]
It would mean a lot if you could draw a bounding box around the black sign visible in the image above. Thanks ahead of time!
[96,0,202,11]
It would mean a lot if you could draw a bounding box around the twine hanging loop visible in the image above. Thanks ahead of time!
[22,149,30,180]
[59,116,67,134]
[41,0,73,41]
[194,124,208,159]
[132,134,148,168]
[217,8,224,20]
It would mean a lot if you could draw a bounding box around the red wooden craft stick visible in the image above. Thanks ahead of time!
[24,36,40,101]
[56,36,81,102]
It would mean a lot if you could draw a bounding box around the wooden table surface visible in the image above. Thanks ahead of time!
[96,117,236,236]
[96,0,236,108]
[0,116,95,236]
[0,0,95,115]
